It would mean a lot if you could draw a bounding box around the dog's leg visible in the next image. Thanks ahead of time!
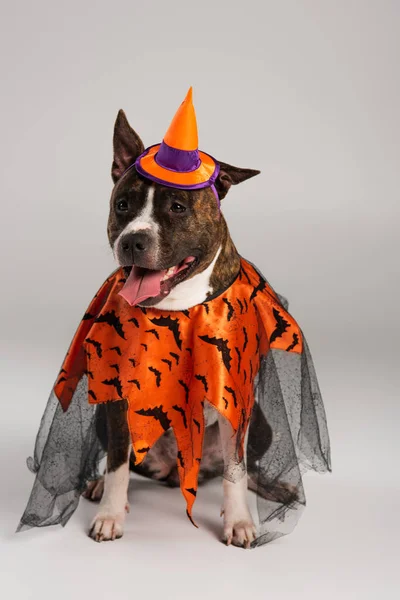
[218,414,256,549]
[89,400,131,542]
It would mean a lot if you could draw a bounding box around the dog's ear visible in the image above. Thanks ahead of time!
[214,161,260,201]
[112,110,145,183]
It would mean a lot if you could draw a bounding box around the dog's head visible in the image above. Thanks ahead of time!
[108,110,260,306]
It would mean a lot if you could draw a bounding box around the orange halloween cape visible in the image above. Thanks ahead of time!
[18,257,331,546]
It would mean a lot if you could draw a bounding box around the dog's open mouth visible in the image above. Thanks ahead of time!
[119,256,198,306]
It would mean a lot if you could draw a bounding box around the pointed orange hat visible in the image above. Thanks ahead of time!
[134,88,220,197]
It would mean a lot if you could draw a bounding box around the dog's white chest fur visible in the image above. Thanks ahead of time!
[153,246,221,311]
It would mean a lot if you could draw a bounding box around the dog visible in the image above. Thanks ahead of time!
[82,109,265,548]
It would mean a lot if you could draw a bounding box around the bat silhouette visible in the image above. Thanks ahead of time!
[136,446,150,454]
[84,369,94,379]
[110,346,122,356]
[150,315,182,350]
[128,379,140,390]
[85,338,102,358]
[186,347,192,355]
[186,488,197,497]
[198,334,232,372]
[223,396,229,409]
[148,366,162,387]
[250,275,267,301]
[286,333,299,351]
[241,265,251,284]
[172,405,187,428]
[195,374,208,392]
[101,377,123,398]
[250,360,253,383]
[202,302,210,314]
[145,328,160,339]
[193,419,201,434]
[255,332,261,353]
[222,297,234,321]
[243,298,248,312]
[110,363,120,374]
[178,379,190,403]
[224,385,237,408]
[128,317,139,328]
[57,376,67,384]
[128,357,137,367]
[141,343,148,351]
[182,309,190,318]
[161,358,172,371]
[82,312,95,321]
[235,346,242,374]
[135,405,171,431]
[170,352,180,365]
[270,308,290,343]
[177,450,185,468]
[243,369,247,384]
[237,298,243,314]
[95,310,126,339]
[88,389,97,401]
[242,327,248,353]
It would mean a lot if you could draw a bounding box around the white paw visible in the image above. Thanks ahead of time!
[221,510,257,549]
[89,510,126,542]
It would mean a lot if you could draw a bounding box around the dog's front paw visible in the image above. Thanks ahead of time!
[89,511,126,542]
[222,513,257,549]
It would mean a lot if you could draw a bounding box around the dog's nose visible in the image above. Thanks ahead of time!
[120,232,152,258]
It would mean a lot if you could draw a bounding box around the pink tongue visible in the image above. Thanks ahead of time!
[119,266,166,306]
[118,257,195,306]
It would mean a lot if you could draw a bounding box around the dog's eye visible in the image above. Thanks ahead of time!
[170,202,186,213]
[116,198,129,212]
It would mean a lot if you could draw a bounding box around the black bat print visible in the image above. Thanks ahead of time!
[223,396,229,409]
[243,369,247,384]
[148,366,162,387]
[83,312,95,321]
[141,343,148,351]
[145,328,160,339]
[110,346,122,356]
[173,405,187,428]
[243,298,248,312]
[110,363,120,374]
[101,377,123,398]
[195,374,208,392]
[88,390,97,401]
[235,347,241,374]
[95,310,126,339]
[140,307,147,315]
[128,379,140,390]
[242,327,248,353]
[202,302,210,314]
[255,332,261,353]
[193,419,201,434]
[135,406,171,431]
[270,308,290,343]
[241,265,251,284]
[177,450,185,468]
[198,335,232,372]
[136,447,150,454]
[128,357,136,367]
[170,352,180,365]
[286,333,299,351]
[84,369,94,379]
[150,315,182,350]
[186,488,197,497]
[237,298,243,314]
[222,297,234,321]
[57,376,67,384]
[181,310,190,318]
[249,360,253,383]
[59,368,67,375]
[224,385,237,408]
[85,338,102,358]
[250,275,267,301]
[161,358,172,371]
[186,347,192,355]
[178,379,190,403]
[128,317,139,328]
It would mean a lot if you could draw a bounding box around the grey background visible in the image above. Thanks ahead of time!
[0,1,399,599]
